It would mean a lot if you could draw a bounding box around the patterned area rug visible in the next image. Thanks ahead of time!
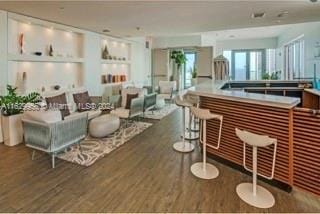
[143,104,178,120]
[57,121,152,166]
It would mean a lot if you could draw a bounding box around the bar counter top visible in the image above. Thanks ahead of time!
[187,80,301,109]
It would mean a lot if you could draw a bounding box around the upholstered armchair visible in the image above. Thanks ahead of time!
[156,81,177,103]
[22,113,88,168]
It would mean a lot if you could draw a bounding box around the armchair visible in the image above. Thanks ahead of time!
[156,81,177,103]
[22,113,88,168]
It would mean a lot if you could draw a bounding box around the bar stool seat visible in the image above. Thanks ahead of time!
[235,128,277,209]
[173,96,195,153]
[190,107,223,179]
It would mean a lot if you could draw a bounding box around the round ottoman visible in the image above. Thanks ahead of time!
[89,114,120,138]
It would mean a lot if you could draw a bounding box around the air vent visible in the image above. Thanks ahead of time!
[251,12,266,19]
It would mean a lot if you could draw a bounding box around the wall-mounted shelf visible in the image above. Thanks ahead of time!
[8,54,84,63]
[101,81,128,86]
[101,59,131,64]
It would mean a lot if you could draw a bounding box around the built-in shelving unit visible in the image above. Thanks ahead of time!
[7,13,85,93]
[100,35,131,86]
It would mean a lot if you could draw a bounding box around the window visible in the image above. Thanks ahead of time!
[223,49,276,80]
[284,37,304,80]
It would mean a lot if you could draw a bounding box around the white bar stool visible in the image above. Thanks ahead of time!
[190,107,223,179]
[183,94,200,140]
[173,96,195,153]
[235,128,277,209]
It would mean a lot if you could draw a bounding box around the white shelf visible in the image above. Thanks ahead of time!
[101,59,131,64]
[101,82,127,86]
[8,54,84,63]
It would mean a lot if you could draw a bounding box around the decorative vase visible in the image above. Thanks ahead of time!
[102,45,110,59]
[18,33,25,54]
[48,44,54,56]
[191,78,198,86]
[22,71,27,93]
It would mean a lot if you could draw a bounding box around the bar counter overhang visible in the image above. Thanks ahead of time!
[187,80,320,196]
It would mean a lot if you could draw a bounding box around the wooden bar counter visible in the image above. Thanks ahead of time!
[188,80,320,196]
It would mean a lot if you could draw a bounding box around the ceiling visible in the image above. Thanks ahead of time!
[201,24,293,41]
[0,1,320,37]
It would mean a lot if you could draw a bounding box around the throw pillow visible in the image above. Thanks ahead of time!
[45,93,70,119]
[73,91,93,112]
[125,93,138,109]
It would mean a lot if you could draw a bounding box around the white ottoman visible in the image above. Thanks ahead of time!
[89,114,120,138]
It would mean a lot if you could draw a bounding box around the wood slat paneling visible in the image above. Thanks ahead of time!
[293,108,320,195]
[200,96,291,184]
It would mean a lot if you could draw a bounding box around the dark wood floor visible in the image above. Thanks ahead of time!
[0,109,319,212]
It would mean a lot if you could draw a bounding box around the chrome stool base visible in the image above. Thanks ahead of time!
[173,141,195,153]
[236,183,275,209]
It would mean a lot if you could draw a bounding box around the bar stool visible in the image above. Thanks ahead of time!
[190,107,223,179]
[235,128,277,209]
[173,96,195,153]
[183,94,200,140]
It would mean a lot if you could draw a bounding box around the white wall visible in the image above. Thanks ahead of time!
[215,38,278,55]
[0,10,8,95]
[129,37,152,87]
[276,22,320,78]
[152,35,202,49]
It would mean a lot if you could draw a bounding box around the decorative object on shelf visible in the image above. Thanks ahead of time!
[41,86,46,92]
[53,85,61,91]
[102,45,110,59]
[34,52,42,56]
[72,84,75,88]
[48,44,54,56]
[112,56,117,60]
[18,33,25,54]
[0,85,41,146]
[101,75,107,84]
[22,71,27,93]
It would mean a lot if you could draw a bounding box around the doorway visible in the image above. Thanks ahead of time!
[231,49,266,80]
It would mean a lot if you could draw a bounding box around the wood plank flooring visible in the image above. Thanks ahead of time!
[0,109,319,212]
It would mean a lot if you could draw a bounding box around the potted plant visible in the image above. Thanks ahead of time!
[0,85,40,146]
[170,50,187,89]
[191,66,198,86]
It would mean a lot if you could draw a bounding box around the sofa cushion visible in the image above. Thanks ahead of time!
[65,109,101,121]
[125,93,138,109]
[23,110,62,124]
[121,87,147,107]
[45,93,70,119]
[73,91,92,112]
[67,87,87,113]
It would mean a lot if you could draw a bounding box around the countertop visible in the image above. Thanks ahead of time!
[187,80,301,109]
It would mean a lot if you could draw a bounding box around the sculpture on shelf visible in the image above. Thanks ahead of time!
[18,33,25,54]
[102,45,110,59]
[48,44,54,56]
[53,85,60,91]
[22,72,27,93]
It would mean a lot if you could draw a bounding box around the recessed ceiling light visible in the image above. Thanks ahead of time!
[251,12,266,19]
[277,20,281,23]
[102,29,110,33]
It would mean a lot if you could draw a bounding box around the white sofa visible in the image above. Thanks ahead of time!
[41,88,101,120]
